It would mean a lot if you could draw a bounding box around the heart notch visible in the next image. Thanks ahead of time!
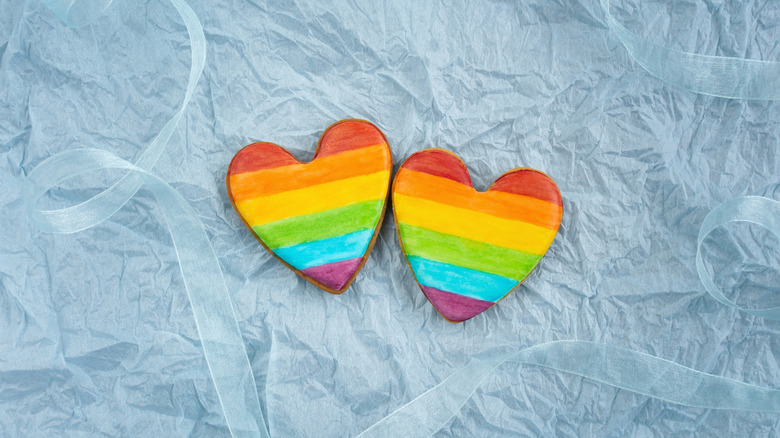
[392,149,563,322]
[227,119,392,294]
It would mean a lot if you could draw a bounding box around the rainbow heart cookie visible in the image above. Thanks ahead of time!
[227,120,392,294]
[392,149,562,322]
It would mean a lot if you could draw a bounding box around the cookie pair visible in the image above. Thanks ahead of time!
[226,119,562,322]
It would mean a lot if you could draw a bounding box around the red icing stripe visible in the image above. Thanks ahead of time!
[490,169,562,206]
[400,149,471,186]
[228,142,299,175]
[316,120,387,158]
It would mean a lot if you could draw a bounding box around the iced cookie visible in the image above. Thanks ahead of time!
[392,149,562,322]
[227,119,392,294]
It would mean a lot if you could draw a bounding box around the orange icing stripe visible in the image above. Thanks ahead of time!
[394,168,563,230]
[229,144,391,202]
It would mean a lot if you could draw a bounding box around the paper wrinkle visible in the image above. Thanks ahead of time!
[3,0,780,436]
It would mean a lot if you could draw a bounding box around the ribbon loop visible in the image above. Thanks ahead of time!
[697,196,780,320]
[601,0,780,100]
[25,1,269,436]
[31,0,206,235]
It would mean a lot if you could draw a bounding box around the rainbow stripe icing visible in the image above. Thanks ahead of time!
[227,120,392,293]
[392,149,563,322]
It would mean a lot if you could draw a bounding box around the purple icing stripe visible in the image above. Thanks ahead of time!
[302,257,363,290]
[420,286,495,322]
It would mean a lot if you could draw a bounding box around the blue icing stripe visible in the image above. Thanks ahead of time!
[407,256,518,302]
[273,229,373,270]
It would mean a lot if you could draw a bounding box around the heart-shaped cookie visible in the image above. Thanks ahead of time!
[227,119,392,294]
[392,149,563,322]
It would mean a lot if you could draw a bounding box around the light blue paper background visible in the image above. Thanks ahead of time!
[2,0,780,436]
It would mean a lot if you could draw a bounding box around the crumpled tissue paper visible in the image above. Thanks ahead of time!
[2,0,780,435]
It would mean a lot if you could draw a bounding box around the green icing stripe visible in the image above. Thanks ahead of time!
[398,224,542,280]
[253,200,384,249]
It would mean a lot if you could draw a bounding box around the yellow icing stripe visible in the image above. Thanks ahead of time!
[236,171,390,226]
[393,194,557,255]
